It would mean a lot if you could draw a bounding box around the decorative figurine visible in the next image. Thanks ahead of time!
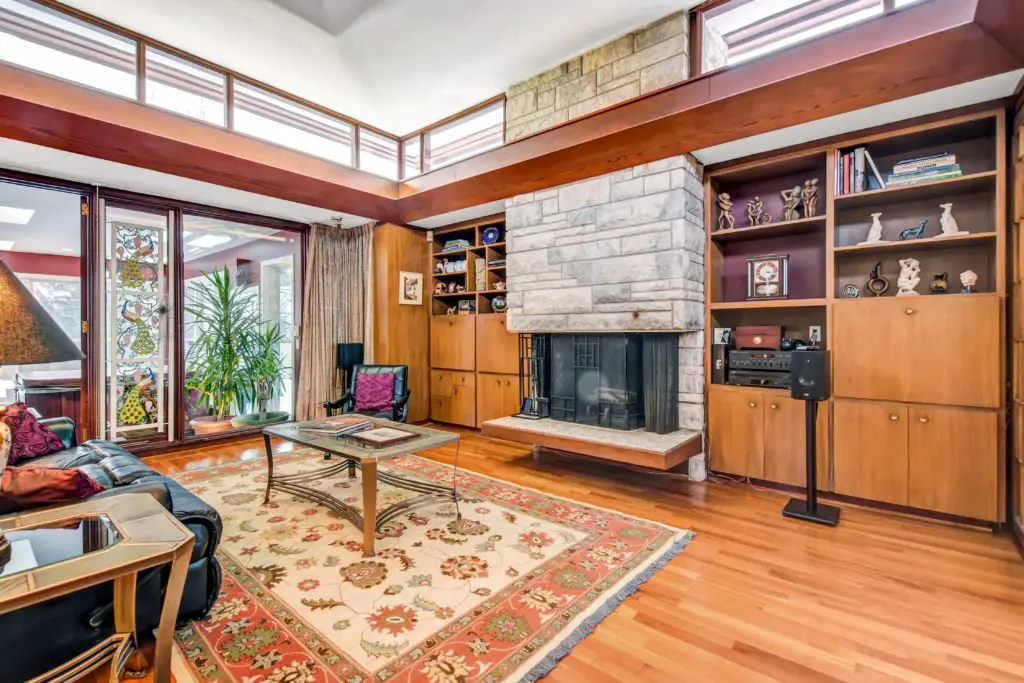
[929,272,949,294]
[434,282,446,296]
[494,279,505,291]
[447,281,457,294]
[866,262,889,296]
[939,203,967,237]
[435,260,446,274]
[717,193,735,231]
[781,185,803,222]
[746,197,772,227]
[898,219,927,241]
[860,212,887,245]
[896,257,921,297]
[802,178,820,218]
[455,284,467,294]
[843,283,861,298]
[482,226,501,245]
[960,269,978,294]
[491,295,508,313]
[446,306,457,316]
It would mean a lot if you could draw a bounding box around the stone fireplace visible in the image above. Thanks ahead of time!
[504,153,706,436]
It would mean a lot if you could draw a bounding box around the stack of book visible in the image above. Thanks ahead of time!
[886,153,962,187]
[299,416,373,436]
[835,147,885,195]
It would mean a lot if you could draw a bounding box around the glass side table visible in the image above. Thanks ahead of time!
[0,494,194,683]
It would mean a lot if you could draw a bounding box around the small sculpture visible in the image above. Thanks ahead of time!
[843,283,861,298]
[781,185,803,222]
[746,197,772,227]
[929,272,949,294]
[434,282,446,296]
[960,269,978,294]
[435,260,445,274]
[491,296,508,313]
[939,203,967,237]
[446,306,457,316]
[455,284,467,294]
[866,262,889,296]
[898,219,927,241]
[717,193,735,231]
[447,281,457,294]
[802,178,820,218]
[896,258,921,297]
[493,279,505,291]
[860,212,887,245]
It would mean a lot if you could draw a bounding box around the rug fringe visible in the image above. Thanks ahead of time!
[519,530,695,682]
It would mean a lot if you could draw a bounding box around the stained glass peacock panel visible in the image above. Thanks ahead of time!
[115,363,161,427]
[112,223,160,294]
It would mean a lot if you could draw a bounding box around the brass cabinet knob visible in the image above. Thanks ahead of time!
[919,416,929,423]
[905,308,915,315]
[769,403,778,409]
[749,401,757,408]
[890,414,899,421]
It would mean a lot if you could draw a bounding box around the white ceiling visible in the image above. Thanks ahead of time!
[0,182,81,255]
[59,0,698,135]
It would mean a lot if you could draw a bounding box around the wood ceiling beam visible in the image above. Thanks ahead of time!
[394,0,1020,222]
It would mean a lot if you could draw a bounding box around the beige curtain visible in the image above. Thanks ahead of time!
[296,222,375,420]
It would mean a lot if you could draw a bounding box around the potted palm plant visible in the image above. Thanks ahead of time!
[185,267,260,434]
[231,323,291,427]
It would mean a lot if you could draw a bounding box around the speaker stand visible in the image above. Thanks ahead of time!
[783,401,841,527]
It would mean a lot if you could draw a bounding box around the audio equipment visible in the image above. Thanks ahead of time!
[727,350,791,371]
[789,349,830,401]
[734,325,782,350]
[783,349,839,527]
[711,345,728,385]
[727,370,790,389]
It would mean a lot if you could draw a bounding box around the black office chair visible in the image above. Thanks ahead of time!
[323,364,410,422]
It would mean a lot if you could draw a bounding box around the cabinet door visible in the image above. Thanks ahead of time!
[477,374,519,426]
[448,374,477,427]
[908,406,999,520]
[833,400,908,505]
[709,387,764,479]
[430,316,476,371]
[476,315,519,375]
[904,295,1000,408]
[764,397,829,489]
[833,299,912,401]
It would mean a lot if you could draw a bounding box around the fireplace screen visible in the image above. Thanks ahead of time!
[549,334,644,430]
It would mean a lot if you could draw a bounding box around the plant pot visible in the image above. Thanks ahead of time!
[231,411,290,428]
[191,416,236,435]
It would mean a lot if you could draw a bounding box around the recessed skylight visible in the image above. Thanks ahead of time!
[186,234,232,249]
[0,207,34,225]
[0,241,14,250]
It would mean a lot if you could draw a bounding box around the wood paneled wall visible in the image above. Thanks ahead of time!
[373,224,430,422]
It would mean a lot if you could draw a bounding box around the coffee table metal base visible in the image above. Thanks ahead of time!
[263,434,459,557]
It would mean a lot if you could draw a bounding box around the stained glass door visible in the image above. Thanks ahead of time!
[98,200,176,443]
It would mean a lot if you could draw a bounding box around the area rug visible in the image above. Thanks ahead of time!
[172,449,692,682]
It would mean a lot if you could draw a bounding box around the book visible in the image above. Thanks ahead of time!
[886,168,964,187]
[300,416,373,436]
[345,426,420,448]
[843,153,852,195]
[893,153,956,175]
[854,147,866,194]
[887,163,961,181]
[864,149,886,190]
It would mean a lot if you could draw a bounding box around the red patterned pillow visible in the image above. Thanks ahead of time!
[1,403,66,465]
[1,466,104,506]
[354,373,396,412]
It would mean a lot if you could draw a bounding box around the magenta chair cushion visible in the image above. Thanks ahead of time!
[354,373,396,412]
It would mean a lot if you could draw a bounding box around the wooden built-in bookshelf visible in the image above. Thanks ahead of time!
[431,217,508,316]
[703,107,1007,524]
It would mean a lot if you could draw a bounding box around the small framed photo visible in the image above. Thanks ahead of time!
[399,271,423,306]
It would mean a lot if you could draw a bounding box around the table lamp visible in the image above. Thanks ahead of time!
[336,342,364,393]
[0,258,84,568]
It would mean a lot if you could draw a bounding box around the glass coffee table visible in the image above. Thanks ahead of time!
[0,494,194,683]
[263,418,461,557]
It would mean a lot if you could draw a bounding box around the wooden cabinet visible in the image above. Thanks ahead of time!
[834,400,909,505]
[476,315,518,375]
[430,317,476,371]
[430,370,476,427]
[709,387,765,479]
[833,296,1000,408]
[908,405,998,521]
[476,373,519,426]
[763,395,829,488]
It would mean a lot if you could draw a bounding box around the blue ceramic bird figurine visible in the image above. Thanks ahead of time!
[898,219,927,241]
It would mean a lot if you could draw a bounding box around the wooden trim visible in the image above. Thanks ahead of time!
[689,9,705,79]
[96,188,307,232]
[480,421,701,471]
[135,40,146,103]
[225,74,235,129]
[402,94,507,140]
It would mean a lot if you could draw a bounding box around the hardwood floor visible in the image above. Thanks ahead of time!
[133,427,1024,682]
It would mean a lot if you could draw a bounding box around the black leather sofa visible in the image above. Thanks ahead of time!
[324,363,411,422]
[0,418,222,681]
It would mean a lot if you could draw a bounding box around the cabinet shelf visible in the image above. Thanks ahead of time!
[433,270,468,278]
[710,298,828,310]
[834,171,997,210]
[834,231,996,256]
[433,248,470,257]
[710,216,826,243]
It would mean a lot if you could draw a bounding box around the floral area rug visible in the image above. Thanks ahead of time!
[172,449,692,682]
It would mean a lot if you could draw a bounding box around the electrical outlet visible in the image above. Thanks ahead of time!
[426,230,434,243]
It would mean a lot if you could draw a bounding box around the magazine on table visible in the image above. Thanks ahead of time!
[299,416,373,436]
[343,426,421,448]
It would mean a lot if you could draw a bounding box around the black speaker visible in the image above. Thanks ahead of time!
[337,343,364,371]
[789,349,829,401]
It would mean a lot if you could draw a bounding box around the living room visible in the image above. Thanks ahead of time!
[0,0,1022,681]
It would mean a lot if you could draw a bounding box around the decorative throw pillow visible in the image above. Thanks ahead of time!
[0,466,105,507]
[0,423,11,475]
[0,403,66,465]
[354,373,396,412]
